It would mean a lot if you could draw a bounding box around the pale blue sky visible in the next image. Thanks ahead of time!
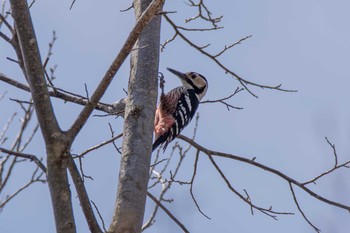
[1,1,350,233]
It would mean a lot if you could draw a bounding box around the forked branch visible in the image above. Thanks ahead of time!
[67,0,165,141]
[178,134,350,232]
[163,14,297,98]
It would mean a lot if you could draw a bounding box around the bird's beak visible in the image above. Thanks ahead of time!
[167,67,186,81]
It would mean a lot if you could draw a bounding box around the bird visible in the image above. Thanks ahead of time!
[152,67,208,152]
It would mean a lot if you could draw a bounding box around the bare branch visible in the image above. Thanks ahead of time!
[0,90,6,101]
[0,112,17,145]
[107,123,122,154]
[0,147,46,172]
[0,12,13,32]
[20,124,39,151]
[10,0,61,144]
[74,133,123,158]
[189,150,211,219]
[0,167,45,210]
[69,0,77,10]
[146,191,190,233]
[325,136,338,166]
[201,87,244,110]
[0,103,34,191]
[120,3,134,12]
[67,156,102,233]
[91,200,107,233]
[146,146,195,228]
[77,157,93,182]
[43,31,58,88]
[0,73,121,115]
[302,137,350,185]
[145,115,206,231]
[213,35,252,58]
[28,0,36,9]
[161,32,177,52]
[289,183,320,233]
[176,25,223,32]
[0,73,30,91]
[0,30,11,43]
[9,98,33,105]
[144,143,187,230]
[0,104,42,210]
[67,0,165,142]
[163,14,297,97]
[0,156,17,192]
[185,0,222,28]
[244,189,254,215]
[6,56,19,64]
[208,154,292,219]
[178,135,350,212]
[43,30,57,70]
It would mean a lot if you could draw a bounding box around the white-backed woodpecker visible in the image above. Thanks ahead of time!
[153,67,208,152]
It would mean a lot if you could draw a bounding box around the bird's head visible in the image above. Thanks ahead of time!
[167,67,208,101]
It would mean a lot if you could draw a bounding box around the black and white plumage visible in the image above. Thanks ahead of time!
[153,67,208,152]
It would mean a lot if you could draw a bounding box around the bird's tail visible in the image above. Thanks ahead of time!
[152,134,169,152]
[152,136,163,152]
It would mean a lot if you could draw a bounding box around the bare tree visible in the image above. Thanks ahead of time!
[0,1,349,233]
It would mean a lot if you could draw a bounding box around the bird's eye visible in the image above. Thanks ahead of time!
[191,74,197,79]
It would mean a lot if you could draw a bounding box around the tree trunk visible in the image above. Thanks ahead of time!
[108,0,163,232]
[9,1,76,232]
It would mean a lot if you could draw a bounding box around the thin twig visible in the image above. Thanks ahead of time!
[177,25,223,31]
[9,98,33,105]
[0,147,46,172]
[0,168,45,209]
[0,90,6,101]
[0,12,13,32]
[302,137,350,185]
[289,183,320,233]
[147,191,190,233]
[120,3,134,12]
[0,31,11,43]
[163,14,297,97]
[208,154,291,219]
[84,83,90,102]
[20,124,39,152]
[189,150,211,219]
[0,112,17,145]
[91,200,107,233]
[213,35,252,58]
[325,136,338,166]
[108,123,122,154]
[201,87,244,110]
[178,135,350,215]
[43,30,57,70]
[70,0,77,10]
[78,157,93,182]
[185,0,222,28]
[74,133,123,158]
[161,32,177,52]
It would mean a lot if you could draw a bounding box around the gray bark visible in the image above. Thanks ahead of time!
[108,0,163,232]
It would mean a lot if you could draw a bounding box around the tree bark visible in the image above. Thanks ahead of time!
[109,0,163,232]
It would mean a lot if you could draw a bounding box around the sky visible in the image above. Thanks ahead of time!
[1,1,350,233]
